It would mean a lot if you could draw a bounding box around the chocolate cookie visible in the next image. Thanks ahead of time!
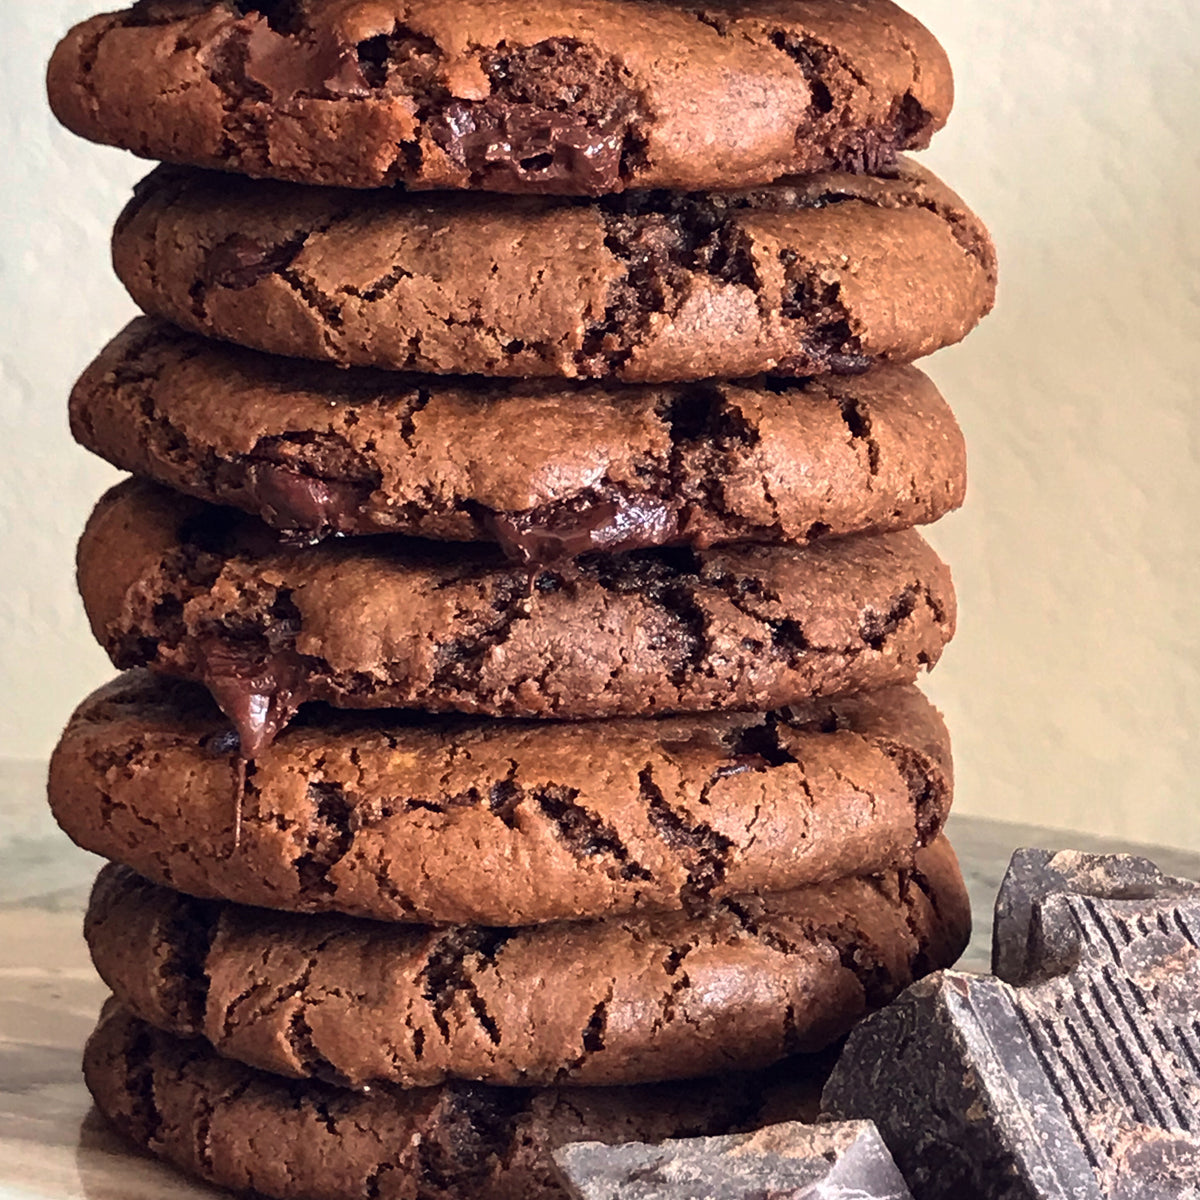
[49,0,952,195]
[85,838,968,1086]
[85,1002,834,1200]
[110,160,996,382]
[78,479,957,745]
[71,319,967,552]
[50,672,953,925]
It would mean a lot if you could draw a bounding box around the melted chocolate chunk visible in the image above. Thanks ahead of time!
[487,492,678,566]
[205,233,303,290]
[430,104,627,194]
[206,17,371,104]
[822,848,1200,1199]
[247,22,370,100]
[243,462,367,536]
[419,37,639,194]
[193,638,310,852]
[196,640,308,758]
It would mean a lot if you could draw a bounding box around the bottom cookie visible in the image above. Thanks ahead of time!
[85,1002,833,1200]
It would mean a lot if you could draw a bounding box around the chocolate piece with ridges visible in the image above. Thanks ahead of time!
[821,849,1200,1199]
[50,672,954,925]
[69,319,967,552]
[84,838,969,1087]
[77,479,957,736]
[48,0,953,195]
[553,1122,913,1199]
[108,160,996,382]
[993,848,1198,986]
[84,1002,837,1200]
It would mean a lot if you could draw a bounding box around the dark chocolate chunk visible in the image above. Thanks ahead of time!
[822,849,1200,1199]
[204,233,302,290]
[486,492,679,566]
[243,462,367,537]
[993,848,1198,985]
[424,38,639,195]
[553,1122,913,1199]
[428,104,628,196]
[240,20,371,103]
[196,640,308,758]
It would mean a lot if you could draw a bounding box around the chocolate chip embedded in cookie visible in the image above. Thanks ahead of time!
[110,160,995,382]
[70,319,967,551]
[77,479,957,743]
[84,1002,834,1200]
[49,0,953,195]
[50,671,954,925]
[84,838,969,1087]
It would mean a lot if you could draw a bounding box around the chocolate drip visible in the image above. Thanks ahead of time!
[487,492,678,566]
[196,641,311,850]
[231,757,248,852]
[196,641,309,760]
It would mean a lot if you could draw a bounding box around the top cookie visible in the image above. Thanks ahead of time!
[48,0,952,196]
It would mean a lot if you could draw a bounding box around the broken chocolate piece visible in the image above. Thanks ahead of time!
[553,1121,913,1199]
[822,848,1200,1199]
[993,847,1198,985]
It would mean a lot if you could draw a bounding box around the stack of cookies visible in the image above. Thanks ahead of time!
[45,1,996,1196]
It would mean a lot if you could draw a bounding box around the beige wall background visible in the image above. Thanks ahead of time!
[2,1,1198,849]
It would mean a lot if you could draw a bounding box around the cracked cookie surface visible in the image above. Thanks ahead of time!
[78,479,957,743]
[50,0,952,195]
[110,159,995,382]
[85,837,968,1087]
[50,671,953,925]
[85,1002,836,1200]
[71,319,967,552]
